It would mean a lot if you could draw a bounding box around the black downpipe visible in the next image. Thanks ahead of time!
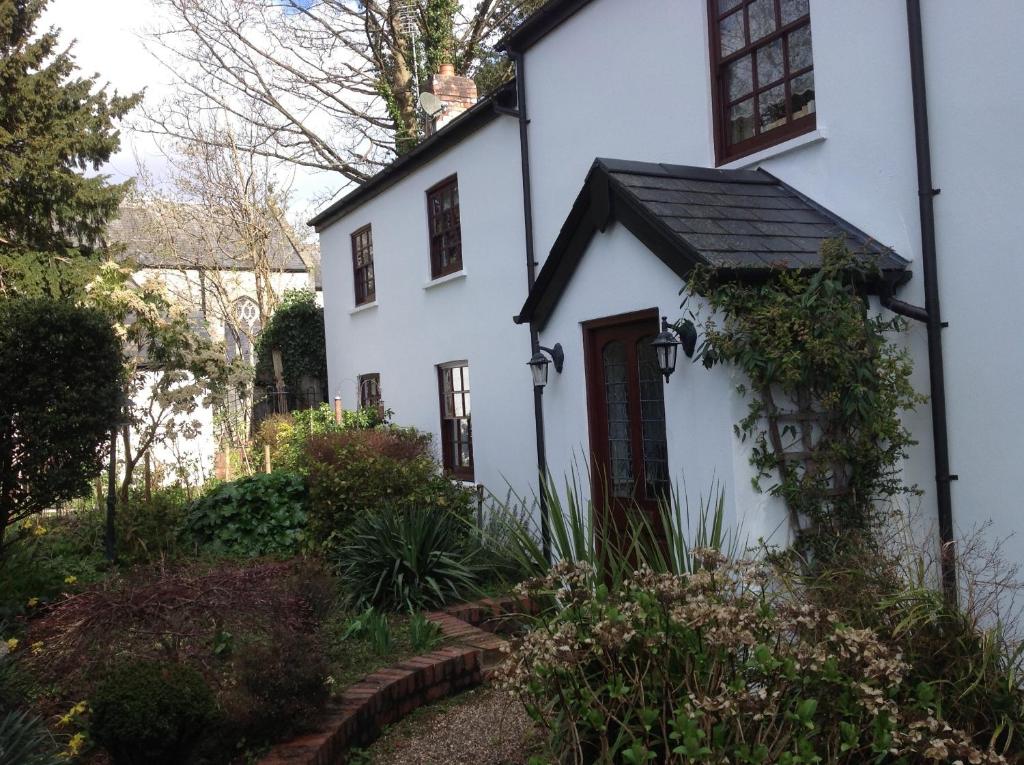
[897,0,957,603]
[513,52,552,562]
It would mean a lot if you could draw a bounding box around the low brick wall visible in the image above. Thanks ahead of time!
[259,647,481,765]
[258,596,535,765]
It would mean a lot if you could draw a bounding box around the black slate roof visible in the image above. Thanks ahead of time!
[516,158,909,329]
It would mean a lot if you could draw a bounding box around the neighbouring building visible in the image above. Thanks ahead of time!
[312,0,1024,577]
[109,202,319,484]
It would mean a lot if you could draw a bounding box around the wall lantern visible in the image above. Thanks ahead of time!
[527,343,564,389]
[652,316,697,383]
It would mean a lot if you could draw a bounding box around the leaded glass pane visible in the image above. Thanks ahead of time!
[637,337,670,500]
[602,340,633,498]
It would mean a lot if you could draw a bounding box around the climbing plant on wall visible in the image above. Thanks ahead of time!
[254,290,327,394]
[683,239,926,559]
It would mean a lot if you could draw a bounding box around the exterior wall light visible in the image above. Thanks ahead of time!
[528,344,564,389]
[652,316,697,383]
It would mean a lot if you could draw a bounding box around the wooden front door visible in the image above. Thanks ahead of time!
[584,310,671,543]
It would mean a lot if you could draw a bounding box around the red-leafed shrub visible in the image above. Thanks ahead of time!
[24,559,334,759]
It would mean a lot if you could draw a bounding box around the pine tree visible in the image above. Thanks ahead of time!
[0,0,140,297]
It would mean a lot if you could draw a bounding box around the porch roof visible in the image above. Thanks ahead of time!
[515,158,910,329]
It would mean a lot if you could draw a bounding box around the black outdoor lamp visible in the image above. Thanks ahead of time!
[652,316,697,383]
[528,343,564,389]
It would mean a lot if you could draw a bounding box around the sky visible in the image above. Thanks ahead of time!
[40,0,340,222]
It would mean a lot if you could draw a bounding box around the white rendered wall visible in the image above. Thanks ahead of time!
[537,221,790,550]
[319,117,538,502]
[521,0,1024,565]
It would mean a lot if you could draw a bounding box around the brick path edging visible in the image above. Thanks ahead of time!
[258,595,534,765]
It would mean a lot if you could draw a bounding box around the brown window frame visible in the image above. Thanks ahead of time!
[351,224,375,306]
[357,373,381,411]
[437,361,474,481]
[426,176,462,279]
[708,0,815,165]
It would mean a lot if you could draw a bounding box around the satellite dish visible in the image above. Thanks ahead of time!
[418,91,447,118]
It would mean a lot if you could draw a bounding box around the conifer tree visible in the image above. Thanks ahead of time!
[0,0,139,297]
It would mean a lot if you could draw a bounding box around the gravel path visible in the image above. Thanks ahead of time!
[366,687,538,764]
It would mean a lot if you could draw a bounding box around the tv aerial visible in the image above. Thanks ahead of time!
[418,91,447,119]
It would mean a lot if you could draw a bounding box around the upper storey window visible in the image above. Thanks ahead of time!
[351,225,375,306]
[710,0,815,163]
[426,176,462,279]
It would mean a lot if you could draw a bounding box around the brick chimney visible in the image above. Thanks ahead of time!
[428,63,478,132]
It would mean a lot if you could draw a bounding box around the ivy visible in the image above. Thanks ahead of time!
[254,290,326,393]
[423,0,458,76]
[682,240,926,559]
[375,78,417,156]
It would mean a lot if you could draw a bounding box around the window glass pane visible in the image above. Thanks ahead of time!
[758,84,787,131]
[788,24,812,71]
[780,0,809,25]
[637,338,669,500]
[726,54,753,101]
[756,38,784,86]
[718,0,741,13]
[728,97,755,144]
[719,10,745,55]
[790,71,816,118]
[602,340,633,498]
[748,0,776,42]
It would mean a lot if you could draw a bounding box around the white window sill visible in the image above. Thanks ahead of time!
[423,271,467,290]
[349,301,378,315]
[719,128,828,170]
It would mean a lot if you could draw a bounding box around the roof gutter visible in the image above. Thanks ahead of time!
[511,51,551,562]
[883,0,957,603]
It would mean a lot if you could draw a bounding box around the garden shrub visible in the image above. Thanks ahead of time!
[258,402,390,475]
[181,471,308,557]
[230,629,330,741]
[500,557,1007,765]
[336,505,481,611]
[0,709,62,765]
[89,660,215,765]
[783,543,1024,759]
[684,241,925,561]
[304,428,474,545]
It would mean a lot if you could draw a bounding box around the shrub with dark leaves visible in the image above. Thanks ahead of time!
[89,660,215,765]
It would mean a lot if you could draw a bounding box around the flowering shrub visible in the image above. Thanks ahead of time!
[499,556,1006,765]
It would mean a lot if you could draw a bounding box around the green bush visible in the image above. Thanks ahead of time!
[304,428,473,545]
[181,471,308,557]
[336,505,481,611]
[501,559,1007,765]
[258,403,390,474]
[89,660,215,765]
[0,710,62,765]
[787,545,1024,759]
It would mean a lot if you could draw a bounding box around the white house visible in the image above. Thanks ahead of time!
[312,0,1024,584]
[109,203,318,485]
